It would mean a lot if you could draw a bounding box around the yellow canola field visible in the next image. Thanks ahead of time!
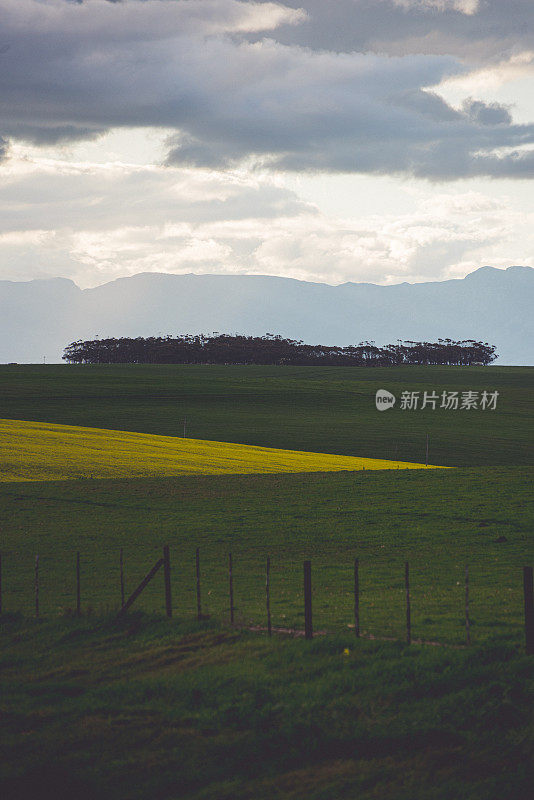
[0,418,445,482]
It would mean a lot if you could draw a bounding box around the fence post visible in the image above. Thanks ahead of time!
[76,552,81,616]
[196,547,202,621]
[354,558,360,637]
[35,555,39,619]
[523,566,534,656]
[405,561,411,645]
[120,548,125,608]
[228,553,234,625]
[303,560,313,640]
[266,556,272,637]
[465,564,470,645]
[163,545,172,618]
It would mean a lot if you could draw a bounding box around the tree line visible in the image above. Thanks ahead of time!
[63,334,497,366]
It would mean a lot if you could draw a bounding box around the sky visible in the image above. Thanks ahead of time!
[0,0,533,289]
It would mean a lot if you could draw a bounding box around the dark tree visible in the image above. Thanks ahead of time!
[62,335,497,367]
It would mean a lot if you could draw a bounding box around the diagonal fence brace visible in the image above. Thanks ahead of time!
[117,557,164,618]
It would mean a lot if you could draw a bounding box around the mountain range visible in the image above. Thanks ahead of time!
[1,266,532,365]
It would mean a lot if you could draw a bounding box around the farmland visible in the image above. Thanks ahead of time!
[0,363,533,799]
[0,363,532,466]
[0,362,532,644]
[0,468,531,643]
[0,418,437,482]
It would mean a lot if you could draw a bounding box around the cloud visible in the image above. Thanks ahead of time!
[246,190,522,284]
[462,98,512,125]
[0,147,532,288]
[0,148,313,235]
[0,136,8,162]
[1,0,532,296]
[249,1,534,62]
[166,51,534,179]
[392,1,480,13]
[0,0,303,144]
[2,0,303,38]
[1,0,532,180]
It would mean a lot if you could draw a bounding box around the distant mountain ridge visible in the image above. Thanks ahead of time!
[0,266,532,365]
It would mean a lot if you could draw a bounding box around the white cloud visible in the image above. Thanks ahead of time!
[0,146,532,288]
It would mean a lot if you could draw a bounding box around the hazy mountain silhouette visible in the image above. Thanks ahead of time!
[1,266,532,365]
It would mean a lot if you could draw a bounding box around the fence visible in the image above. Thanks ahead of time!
[0,547,532,654]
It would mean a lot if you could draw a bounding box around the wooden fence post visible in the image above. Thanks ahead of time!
[523,566,534,656]
[465,564,470,645]
[266,556,272,637]
[303,560,313,640]
[117,557,164,617]
[35,555,39,619]
[405,561,411,645]
[228,553,234,625]
[120,548,125,608]
[354,558,360,637]
[196,547,202,621]
[76,551,81,616]
[163,545,172,618]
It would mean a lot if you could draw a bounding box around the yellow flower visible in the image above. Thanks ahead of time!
[0,418,445,482]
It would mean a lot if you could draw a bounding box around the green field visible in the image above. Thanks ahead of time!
[0,364,533,799]
[0,365,532,639]
[1,614,533,800]
[0,468,531,644]
[1,363,532,466]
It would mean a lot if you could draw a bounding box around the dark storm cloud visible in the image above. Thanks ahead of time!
[248,0,534,62]
[462,99,512,126]
[6,124,108,146]
[163,48,534,178]
[1,0,533,180]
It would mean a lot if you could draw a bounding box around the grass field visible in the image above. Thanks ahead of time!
[1,468,531,644]
[0,365,532,640]
[0,418,438,482]
[0,364,532,466]
[1,613,533,800]
[0,363,532,799]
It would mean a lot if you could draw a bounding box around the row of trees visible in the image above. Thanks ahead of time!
[63,334,497,366]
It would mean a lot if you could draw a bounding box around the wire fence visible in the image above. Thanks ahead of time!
[1,548,532,653]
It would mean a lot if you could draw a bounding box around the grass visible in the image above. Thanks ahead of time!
[0,364,532,466]
[0,363,532,798]
[0,418,440,482]
[1,467,531,644]
[1,613,533,800]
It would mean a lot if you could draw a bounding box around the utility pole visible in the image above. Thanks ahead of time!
[183,416,187,438]
[425,433,429,467]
